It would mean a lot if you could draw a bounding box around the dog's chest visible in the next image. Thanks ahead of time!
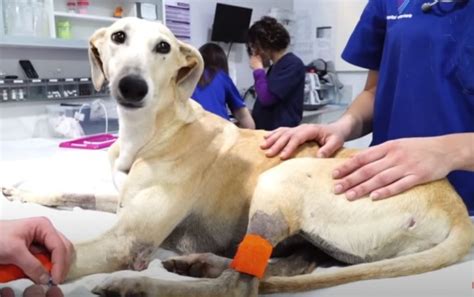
[161,213,247,257]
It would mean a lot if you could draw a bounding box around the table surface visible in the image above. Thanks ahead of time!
[0,138,472,297]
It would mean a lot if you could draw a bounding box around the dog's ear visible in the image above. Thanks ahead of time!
[89,28,107,91]
[175,41,204,100]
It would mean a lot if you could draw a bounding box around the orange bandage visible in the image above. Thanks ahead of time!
[230,234,273,279]
[0,252,52,283]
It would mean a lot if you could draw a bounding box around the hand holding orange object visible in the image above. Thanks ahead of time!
[0,218,74,284]
[0,251,52,283]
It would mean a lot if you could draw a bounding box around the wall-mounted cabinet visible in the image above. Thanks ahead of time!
[0,0,165,49]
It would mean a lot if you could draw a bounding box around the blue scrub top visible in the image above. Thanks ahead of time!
[342,0,474,215]
[252,52,305,130]
[192,70,246,120]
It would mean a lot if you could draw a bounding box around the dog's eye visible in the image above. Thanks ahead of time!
[111,31,126,44]
[155,41,171,54]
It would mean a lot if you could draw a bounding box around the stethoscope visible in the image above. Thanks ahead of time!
[421,0,469,12]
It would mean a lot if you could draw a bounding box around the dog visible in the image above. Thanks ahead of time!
[3,17,473,296]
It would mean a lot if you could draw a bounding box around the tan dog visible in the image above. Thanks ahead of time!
[3,17,473,296]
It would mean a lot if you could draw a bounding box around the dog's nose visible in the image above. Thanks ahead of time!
[118,75,148,102]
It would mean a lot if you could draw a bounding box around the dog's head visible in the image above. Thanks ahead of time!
[89,17,203,112]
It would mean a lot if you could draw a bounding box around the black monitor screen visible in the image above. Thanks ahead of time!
[211,3,253,43]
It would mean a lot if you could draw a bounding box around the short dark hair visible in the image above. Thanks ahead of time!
[198,43,229,87]
[247,16,290,54]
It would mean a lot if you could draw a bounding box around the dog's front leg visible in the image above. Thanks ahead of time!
[2,187,118,212]
[67,186,194,280]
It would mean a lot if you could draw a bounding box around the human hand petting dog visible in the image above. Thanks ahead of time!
[0,218,73,285]
[332,136,469,201]
[261,123,347,159]
[0,285,64,297]
[262,125,473,201]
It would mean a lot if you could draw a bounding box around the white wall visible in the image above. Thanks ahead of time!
[291,0,370,100]
[292,0,368,71]
[292,0,372,148]
[292,0,370,94]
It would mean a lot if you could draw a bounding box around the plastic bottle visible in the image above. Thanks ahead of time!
[77,0,89,14]
[67,0,76,13]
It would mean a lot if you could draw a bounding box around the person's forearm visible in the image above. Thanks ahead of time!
[341,88,375,140]
[332,70,378,141]
[234,108,256,129]
[440,133,474,172]
[253,69,278,106]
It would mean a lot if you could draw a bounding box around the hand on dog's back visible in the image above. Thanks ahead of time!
[261,124,346,159]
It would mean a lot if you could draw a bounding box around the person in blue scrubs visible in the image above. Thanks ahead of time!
[260,0,474,215]
[247,16,306,130]
[192,43,255,129]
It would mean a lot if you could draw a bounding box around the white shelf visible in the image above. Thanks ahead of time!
[54,11,118,23]
[0,35,87,49]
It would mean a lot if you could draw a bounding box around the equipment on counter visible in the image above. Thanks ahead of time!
[47,99,117,138]
[303,59,343,110]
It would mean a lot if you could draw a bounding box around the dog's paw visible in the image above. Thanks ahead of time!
[1,186,23,202]
[92,277,149,297]
[162,253,230,278]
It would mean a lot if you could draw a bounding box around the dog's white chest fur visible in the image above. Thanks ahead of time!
[113,108,154,191]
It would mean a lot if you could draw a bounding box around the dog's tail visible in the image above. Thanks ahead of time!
[260,218,474,293]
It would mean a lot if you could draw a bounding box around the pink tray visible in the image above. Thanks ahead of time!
[59,133,118,150]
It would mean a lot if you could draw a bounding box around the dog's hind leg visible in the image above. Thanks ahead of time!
[162,253,232,278]
[162,243,321,279]
[93,210,287,297]
[2,186,118,213]
[265,245,325,277]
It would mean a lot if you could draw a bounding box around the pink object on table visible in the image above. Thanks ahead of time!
[59,133,117,150]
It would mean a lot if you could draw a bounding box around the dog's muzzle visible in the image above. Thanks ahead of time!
[117,75,148,108]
